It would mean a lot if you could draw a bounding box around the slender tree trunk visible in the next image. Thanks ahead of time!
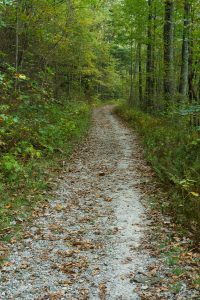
[133,45,140,106]
[134,45,139,81]
[188,5,197,102]
[138,43,143,105]
[15,0,19,90]
[188,46,197,102]
[129,32,134,106]
[152,4,156,97]
[163,0,174,102]
[179,0,190,96]
[146,0,154,108]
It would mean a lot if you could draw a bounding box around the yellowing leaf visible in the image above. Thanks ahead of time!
[15,73,27,80]
[5,204,12,209]
[190,192,199,197]
[55,204,64,211]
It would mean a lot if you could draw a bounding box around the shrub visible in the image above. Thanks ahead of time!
[116,104,200,239]
[0,99,91,240]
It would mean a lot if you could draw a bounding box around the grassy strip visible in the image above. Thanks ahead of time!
[115,103,200,240]
[0,100,91,243]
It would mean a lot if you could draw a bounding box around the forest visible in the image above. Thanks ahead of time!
[0,0,200,299]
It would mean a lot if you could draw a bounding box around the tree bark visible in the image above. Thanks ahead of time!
[15,0,19,90]
[188,4,198,102]
[146,0,154,107]
[163,0,174,102]
[128,37,134,106]
[138,43,143,105]
[179,0,190,96]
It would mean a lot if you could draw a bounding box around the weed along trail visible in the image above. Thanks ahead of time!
[0,106,197,300]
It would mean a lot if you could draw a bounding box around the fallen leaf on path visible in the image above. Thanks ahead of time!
[20,262,30,269]
[39,291,65,300]
[104,197,112,202]
[57,250,80,257]
[79,216,93,223]
[55,204,65,211]
[92,267,101,275]
[59,280,74,286]
[2,261,12,268]
[99,282,107,300]
[72,240,102,250]
[49,224,64,233]
[79,288,89,300]
[23,232,33,239]
[55,257,88,274]
[160,286,169,291]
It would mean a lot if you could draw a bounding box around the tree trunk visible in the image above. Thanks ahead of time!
[163,0,174,102]
[129,38,134,106]
[15,0,19,90]
[146,0,154,107]
[152,4,156,96]
[138,43,143,105]
[188,5,198,102]
[179,0,190,96]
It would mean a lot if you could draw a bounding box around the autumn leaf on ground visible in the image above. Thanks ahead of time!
[55,204,65,211]
[104,197,112,202]
[99,282,107,300]
[5,204,12,209]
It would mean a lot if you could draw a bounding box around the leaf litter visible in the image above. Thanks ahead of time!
[0,106,199,300]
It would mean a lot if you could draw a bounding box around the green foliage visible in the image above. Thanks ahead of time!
[0,100,91,240]
[0,0,121,101]
[0,0,102,242]
[116,104,200,239]
[0,100,90,181]
[0,154,22,179]
[172,267,186,276]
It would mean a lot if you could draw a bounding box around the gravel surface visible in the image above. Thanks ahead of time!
[0,106,195,300]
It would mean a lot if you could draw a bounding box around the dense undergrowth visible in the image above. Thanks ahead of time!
[116,104,200,241]
[0,99,90,242]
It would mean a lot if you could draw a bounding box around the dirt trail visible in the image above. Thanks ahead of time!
[0,106,155,299]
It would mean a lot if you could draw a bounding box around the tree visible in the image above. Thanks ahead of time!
[188,0,198,102]
[128,27,134,106]
[138,42,143,105]
[146,0,154,108]
[163,0,174,102]
[179,0,190,97]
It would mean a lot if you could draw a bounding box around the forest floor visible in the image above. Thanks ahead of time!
[0,106,199,300]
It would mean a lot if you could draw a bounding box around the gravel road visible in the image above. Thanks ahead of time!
[0,106,173,299]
